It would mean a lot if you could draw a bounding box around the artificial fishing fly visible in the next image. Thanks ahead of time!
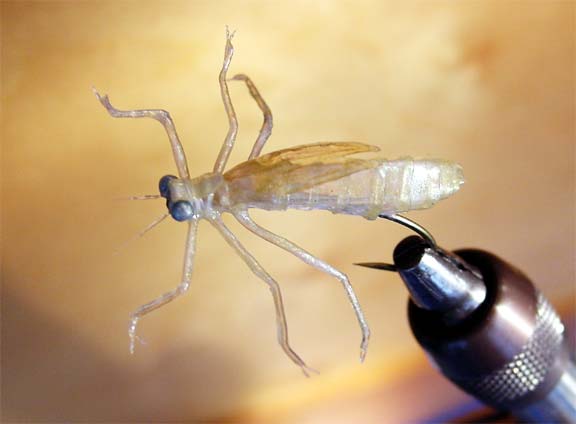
[94,29,464,376]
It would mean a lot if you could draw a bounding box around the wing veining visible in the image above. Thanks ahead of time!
[224,142,380,197]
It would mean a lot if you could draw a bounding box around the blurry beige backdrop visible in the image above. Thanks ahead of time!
[2,1,574,422]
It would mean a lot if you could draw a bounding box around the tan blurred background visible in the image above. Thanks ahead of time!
[2,1,574,422]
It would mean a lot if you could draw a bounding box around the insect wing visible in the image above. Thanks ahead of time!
[224,142,381,197]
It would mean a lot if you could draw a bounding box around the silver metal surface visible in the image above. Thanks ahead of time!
[394,237,486,323]
[515,361,576,423]
[455,293,567,407]
[356,214,575,421]
[407,247,575,422]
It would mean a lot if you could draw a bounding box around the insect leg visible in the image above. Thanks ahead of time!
[234,209,371,362]
[229,74,273,159]
[128,219,199,354]
[209,214,316,376]
[213,28,239,174]
[92,88,190,179]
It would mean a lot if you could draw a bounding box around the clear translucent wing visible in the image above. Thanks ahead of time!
[224,142,380,196]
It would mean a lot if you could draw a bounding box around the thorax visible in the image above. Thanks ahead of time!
[167,172,231,219]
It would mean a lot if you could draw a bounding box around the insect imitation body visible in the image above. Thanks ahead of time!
[94,30,464,376]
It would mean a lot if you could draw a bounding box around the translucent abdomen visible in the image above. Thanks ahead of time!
[239,159,464,219]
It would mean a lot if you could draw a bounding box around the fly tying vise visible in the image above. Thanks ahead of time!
[93,29,464,376]
[356,210,576,424]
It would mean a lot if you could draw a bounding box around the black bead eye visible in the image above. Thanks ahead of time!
[169,201,194,222]
[159,175,177,198]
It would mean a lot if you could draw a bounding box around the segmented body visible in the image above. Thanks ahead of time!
[235,159,463,219]
[282,159,463,219]
[221,142,464,219]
